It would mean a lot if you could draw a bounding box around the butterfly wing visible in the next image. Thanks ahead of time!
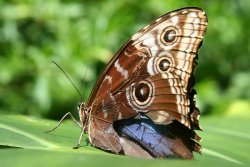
[115,114,200,159]
[86,7,207,153]
[123,7,207,128]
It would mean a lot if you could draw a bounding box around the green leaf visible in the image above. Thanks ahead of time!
[0,114,249,167]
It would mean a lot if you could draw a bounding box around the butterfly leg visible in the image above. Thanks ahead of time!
[73,129,85,149]
[44,112,82,133]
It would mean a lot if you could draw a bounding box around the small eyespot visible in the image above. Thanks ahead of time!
[134,82,150,102]
[155,57,172,74]
[161,27,178,45]
[163,29,176,43]
[159,59,170,71]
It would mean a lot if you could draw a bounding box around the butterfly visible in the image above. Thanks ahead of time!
[48,7,208,159]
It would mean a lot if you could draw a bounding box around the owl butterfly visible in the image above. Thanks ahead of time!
[48,7,207,159]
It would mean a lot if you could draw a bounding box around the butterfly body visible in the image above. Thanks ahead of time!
[79,7,208,157]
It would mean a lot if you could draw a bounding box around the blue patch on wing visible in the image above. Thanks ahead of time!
[114,114,198,159]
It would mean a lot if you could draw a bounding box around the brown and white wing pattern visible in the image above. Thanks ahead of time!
[85,7,207,154]
[124,7,207,128]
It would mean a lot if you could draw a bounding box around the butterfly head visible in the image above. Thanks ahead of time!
[77,99,89,132]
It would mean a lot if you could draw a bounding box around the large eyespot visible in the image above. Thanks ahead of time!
[128,80,154,109]
[161,26,178,45]
[134,82,150,102]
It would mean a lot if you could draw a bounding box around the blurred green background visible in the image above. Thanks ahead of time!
[0,0,249,120]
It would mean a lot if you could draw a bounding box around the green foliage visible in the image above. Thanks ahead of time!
[0,0,249,119]
[0,114,250,166]
[1,1,249,165]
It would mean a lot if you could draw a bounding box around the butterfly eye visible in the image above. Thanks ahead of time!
[161,27,178,45]
[77,103,81,110]
[135,82,150,102]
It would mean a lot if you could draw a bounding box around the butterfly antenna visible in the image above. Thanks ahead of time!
[82,68,88,99]
[52,61,84,102]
